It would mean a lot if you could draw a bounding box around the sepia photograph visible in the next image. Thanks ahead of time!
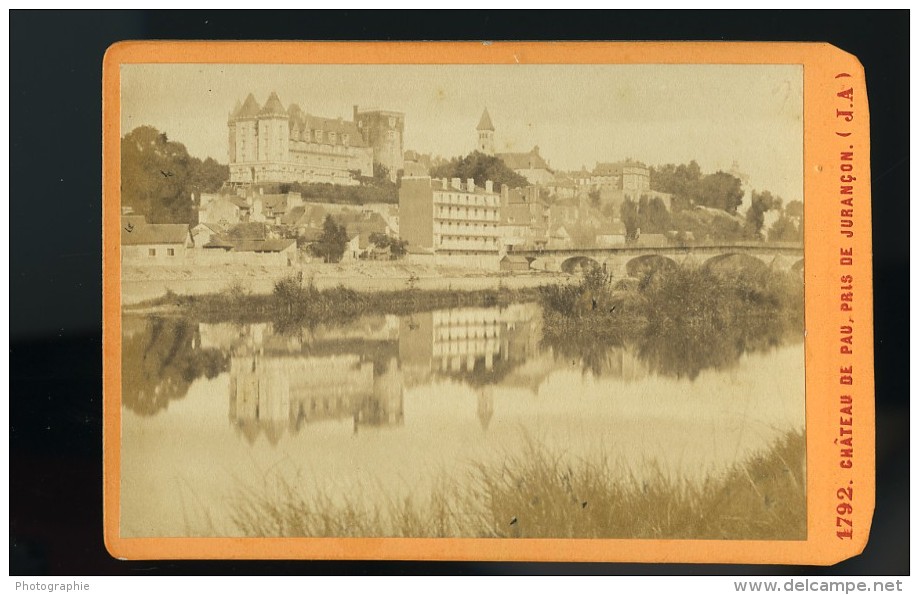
[116,60,807,543]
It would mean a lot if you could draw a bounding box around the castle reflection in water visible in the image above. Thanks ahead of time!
[194,303,648,444]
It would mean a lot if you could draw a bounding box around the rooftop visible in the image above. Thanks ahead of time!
[497,146,550,171]
[593,161,649,176]
[121,223,190,246]
[477,108,495,131]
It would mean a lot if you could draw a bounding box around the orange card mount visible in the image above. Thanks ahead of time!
[102,41,873,564]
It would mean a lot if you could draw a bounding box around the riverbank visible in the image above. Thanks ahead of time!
[121,261,571,305]
[230,430,806,540]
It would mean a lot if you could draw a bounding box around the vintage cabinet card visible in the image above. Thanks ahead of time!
[102,41,874,564]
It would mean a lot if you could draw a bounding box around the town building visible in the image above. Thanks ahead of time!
[498,186,549,252]
[227,92,378,186]
[590,161,672,215]
[197,192,250,228]
[500,254,531,272]
[595,220,628,247]
[496,146,554,186]
[353,106,405,181]
[592,161,651,193]
[399,176,501,257]
[199,189,305,227]
[121,216,193,264]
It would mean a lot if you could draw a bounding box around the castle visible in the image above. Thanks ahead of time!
[227,92,404,186]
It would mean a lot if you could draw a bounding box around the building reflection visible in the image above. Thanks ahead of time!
[199,321,404,445]
[399,303,543,389]
[194,303,657,443]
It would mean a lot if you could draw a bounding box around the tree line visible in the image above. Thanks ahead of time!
[632,160,803,243]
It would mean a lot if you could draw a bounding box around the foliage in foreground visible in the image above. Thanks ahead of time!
[229,431,806,540]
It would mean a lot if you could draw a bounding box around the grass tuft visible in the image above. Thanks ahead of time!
[228,431,805,540]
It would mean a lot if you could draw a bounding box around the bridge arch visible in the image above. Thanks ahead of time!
[703,253,768,275]
[560,255,602,274]
[625,254,678,278]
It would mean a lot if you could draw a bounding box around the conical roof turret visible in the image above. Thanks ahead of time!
[477,107,495,131]
[259,91,288,117]
[228,99,243,121]
[235,93,261,119]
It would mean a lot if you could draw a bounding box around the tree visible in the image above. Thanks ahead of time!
[650,160,703,211]
[746,190,782,237]
[588,189,601,207]
[368,232,408,258]
[121,126,229,224]
[620,198,640,241]
[187,157,229,198]
[768,215,802,243]
[121,318,227,416]
[430,151,529,190]
[310,215,349,263]
[785,200,804,219]
[698,171,745,214]
[643,196,672,233]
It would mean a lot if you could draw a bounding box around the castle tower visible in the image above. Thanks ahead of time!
[354,106,405,181]
[476,107,495,156]
[256,91,290,166]
[230,93,261,167]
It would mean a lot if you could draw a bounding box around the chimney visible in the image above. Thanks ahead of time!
[452,177,461,190]
[353,105,359,121]
[467,178,475,192]
[485,180,493,193]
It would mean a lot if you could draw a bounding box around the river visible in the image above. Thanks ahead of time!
[119,302,805,538]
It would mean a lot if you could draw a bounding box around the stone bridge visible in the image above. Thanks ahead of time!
[515,242,804,277]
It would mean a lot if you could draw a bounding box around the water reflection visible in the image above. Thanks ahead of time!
[121,304,805,538]
[122,317,228,416]
[124,301,802,431]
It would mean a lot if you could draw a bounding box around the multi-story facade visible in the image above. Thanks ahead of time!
[399,177,501,255]
[227,92,377,186]
[498,186,549,251]
[353,106,405,180]
[591,161,652,194]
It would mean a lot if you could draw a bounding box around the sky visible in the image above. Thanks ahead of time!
[122,63,803,201]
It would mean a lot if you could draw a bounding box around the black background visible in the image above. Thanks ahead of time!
[9,10,909,576]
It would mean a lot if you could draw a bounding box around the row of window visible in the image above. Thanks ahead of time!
[147,248,176,257]
[237,129,353,146]
[433,342,501,357]
[290,130,350,145]
[436,236,500,247]
[434,327,500,340]
[434,192,499,207]
[435,223,499,237]
[436,208,499,222]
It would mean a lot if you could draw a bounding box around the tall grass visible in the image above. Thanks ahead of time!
[230,430,805,540]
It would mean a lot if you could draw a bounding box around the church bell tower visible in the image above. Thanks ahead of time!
[476,107,495,156]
